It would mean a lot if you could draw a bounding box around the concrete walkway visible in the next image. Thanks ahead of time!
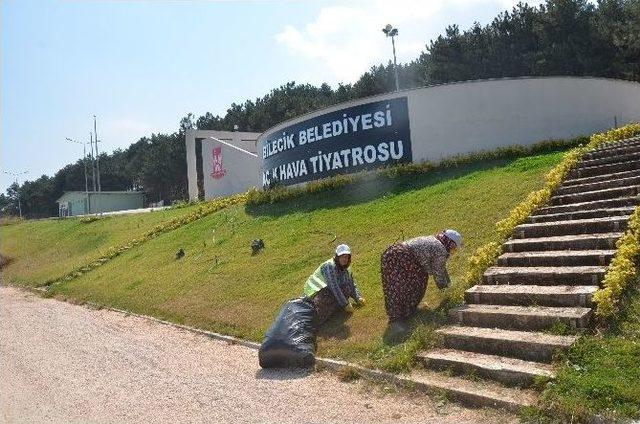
[0,286,515,424]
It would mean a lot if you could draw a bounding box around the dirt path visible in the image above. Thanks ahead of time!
[0,286,516,424]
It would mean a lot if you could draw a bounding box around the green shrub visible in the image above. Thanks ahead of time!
[246,136,588,206]
[593,207,640,317]
[458,124,640,301]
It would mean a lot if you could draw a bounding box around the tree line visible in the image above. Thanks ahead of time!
[2,0,639,218]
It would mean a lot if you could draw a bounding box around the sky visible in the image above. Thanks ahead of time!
[1,0,543,192]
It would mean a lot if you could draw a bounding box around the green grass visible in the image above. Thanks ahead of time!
[529,286,640,423]
[0,206,202,287]
[38,151,565,365]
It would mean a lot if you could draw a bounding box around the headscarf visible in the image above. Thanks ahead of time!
[436,231,457,254]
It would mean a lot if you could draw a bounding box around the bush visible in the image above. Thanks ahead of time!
[458,124,640,301]
[246,136,588,206]
[593,207,640,317]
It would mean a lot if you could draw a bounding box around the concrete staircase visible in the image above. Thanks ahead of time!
[413,136,640,410]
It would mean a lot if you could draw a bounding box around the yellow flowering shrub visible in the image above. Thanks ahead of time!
[593,207,640,317]
[459,123,640,302]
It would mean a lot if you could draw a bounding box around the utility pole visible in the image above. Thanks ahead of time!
[65,138,89,194]
[66,137,90,214]
[89,131,97,191]
[94,115,102,192]
[382,24,400,92]
[4,170,28,219]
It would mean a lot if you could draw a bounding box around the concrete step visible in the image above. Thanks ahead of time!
[465,284,598,307]
[583,143,640,160]
[449,304,592,331]
[554,175,640,196]
[513,216,630,238]
[568,160,639,179]
[527,207,636,223]
[407,369,538,412]
[482,265,606,285]
[576,151,640,169]
[550,185,639,206]
[561,169,640,187]
[503,233,622,252]
[436,326,577,362]
[534,196,638,215]
[417,348,555,387]
[589,137,640,152]
[497,250,615,267]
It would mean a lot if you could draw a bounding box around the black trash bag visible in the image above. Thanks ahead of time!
[259,298,316,368]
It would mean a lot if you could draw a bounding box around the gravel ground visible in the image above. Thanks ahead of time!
[0,286,517,424]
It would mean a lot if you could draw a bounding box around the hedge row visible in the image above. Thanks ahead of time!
[44,192,248,289]
[246,136,588,206]
[593,206,640,317]
[457,123,640,302]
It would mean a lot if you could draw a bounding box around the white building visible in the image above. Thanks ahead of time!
[57,191,145,217]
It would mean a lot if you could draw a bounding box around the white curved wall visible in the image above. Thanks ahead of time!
[259,77,640,164]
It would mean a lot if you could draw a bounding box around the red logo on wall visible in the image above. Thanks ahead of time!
[211,147,227,179]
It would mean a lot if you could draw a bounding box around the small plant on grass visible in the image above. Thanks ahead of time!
[337,366,361,382]
[79,215,106,224]
[546,320,571,336]
[0,253,14,269]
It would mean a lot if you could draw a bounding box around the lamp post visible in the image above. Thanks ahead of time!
[3,170,28,219]
[382,24,400,92]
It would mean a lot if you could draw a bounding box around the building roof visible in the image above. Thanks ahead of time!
[56,191,144,203]
[190,129,260,154]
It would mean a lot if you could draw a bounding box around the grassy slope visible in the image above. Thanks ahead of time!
[530,287,640,423]
[0,206,201,287]
[46,152,565,362]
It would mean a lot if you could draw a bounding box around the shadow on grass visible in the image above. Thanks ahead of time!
[316,310,352,341]
[382,294,459,347]
[255,367,314,380]
[245,157,523,218]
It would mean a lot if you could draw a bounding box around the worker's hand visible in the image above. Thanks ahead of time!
[436,279,449,290]
[356,297,366,307]
[436,283,448,290]
[344,303,355,313]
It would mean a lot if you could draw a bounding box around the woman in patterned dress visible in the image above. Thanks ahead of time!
[381,229,461,331]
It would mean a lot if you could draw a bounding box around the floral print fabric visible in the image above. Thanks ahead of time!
[380,243,428,321]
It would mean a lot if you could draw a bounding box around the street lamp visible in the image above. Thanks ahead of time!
[382,24,400,92]
[3,170,28,219]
